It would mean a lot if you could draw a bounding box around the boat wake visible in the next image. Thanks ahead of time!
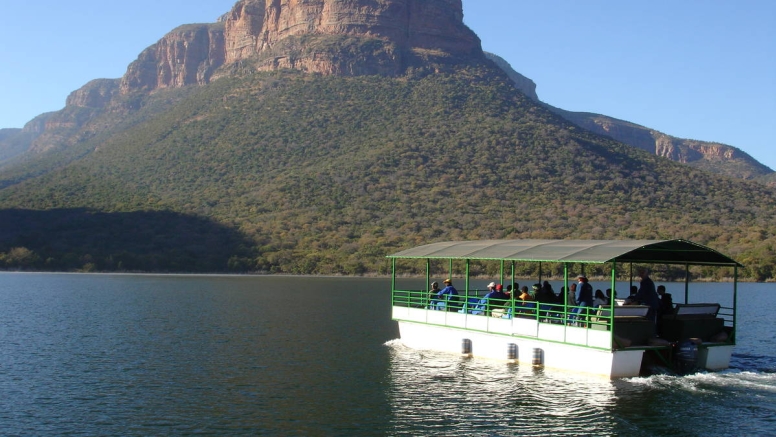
[626,367,776,395]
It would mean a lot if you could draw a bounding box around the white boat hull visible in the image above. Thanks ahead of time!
[394,306,646,378]
[697,344,734,370]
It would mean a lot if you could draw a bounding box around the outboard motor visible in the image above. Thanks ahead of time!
[675,339,699,375]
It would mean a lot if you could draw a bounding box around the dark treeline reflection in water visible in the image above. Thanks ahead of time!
[0,274,774,436]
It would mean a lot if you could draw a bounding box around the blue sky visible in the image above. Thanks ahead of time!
[1,0,774,170]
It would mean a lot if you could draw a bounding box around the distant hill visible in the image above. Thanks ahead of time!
[1,0,774,279]
[485,53,774,181]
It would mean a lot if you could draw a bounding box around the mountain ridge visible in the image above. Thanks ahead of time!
[484,53,773,182]
[0,0,770,183]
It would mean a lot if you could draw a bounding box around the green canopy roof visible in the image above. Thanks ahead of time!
[387,239,741,266]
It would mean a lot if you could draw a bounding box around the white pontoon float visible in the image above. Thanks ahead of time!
[388,239,740,378]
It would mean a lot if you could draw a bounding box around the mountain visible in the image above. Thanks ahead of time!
[3,5,772,184]
[1,0,775,280]
[1,0,484,168]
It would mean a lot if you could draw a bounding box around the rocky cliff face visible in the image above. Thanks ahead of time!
[120,23,226,93]
[224,0,480,62]
[66,79,120,109]
[117,0,481,94]
[553,110,772,179]
[580,115,738,164]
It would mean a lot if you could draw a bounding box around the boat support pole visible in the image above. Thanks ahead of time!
[733,265,738,342]
[426,259,430,293]
[511,261,516,314]
[684,263,690,304]
[391,258,396,303]
[563,263,569,339]
[610,261,617,346]
[465,259,470,296]
[500,260,505,287]
[511,261,515,291]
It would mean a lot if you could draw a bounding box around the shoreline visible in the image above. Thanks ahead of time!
[0,270,771,283]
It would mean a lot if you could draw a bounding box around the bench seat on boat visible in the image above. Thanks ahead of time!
[659,303,724,342]
[590,305,654,345]
[612,317,655,346]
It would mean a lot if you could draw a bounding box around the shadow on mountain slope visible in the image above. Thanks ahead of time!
[0,208,253,272]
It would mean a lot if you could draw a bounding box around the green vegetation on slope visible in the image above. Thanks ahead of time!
[1,67,775,279]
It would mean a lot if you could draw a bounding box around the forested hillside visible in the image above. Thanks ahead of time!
[1,67,775,279]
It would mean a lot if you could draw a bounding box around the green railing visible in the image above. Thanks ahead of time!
[390,288,615,330]
[718,305,736,343]
[718,306,735,327]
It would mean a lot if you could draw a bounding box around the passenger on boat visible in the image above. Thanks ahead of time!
[547,286,564,322]
[535,282,556,320]
[484,283,508,299]
[436,279,459,311]
[535,282,556,304]
[557,286,567,305]
[593,289,608,308]
[425,281,440,307]
[573,276,594,326]
[657,285,673,316]
[625,285,638,303]
[511,282,519,296]
[439,279,457,296]
[515,285,535,315]
[484,284,510,311]
[567,283,578,306]
[634,268,660,323]
[576,276,594,306]
[541,281,556,300]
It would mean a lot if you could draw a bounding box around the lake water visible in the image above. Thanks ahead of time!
[0,273,774,436]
